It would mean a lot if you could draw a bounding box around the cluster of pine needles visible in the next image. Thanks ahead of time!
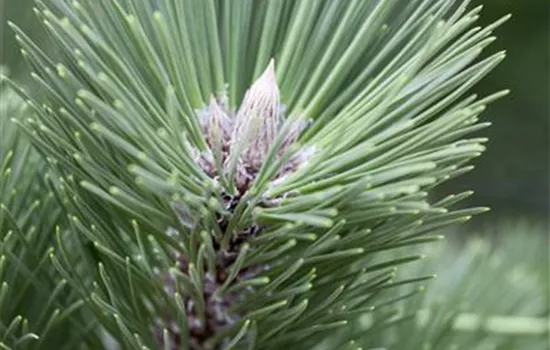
[0,1,548,349]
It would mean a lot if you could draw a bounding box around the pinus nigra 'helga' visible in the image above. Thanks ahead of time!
[4,1,540,349]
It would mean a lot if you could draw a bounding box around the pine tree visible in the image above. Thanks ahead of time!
[1,1,547,349]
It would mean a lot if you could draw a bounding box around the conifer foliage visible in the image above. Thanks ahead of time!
[0,80,103,349]
[1,0,546,349]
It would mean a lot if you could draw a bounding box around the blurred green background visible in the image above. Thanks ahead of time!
[448,0,549,229]
[1,0,549,229]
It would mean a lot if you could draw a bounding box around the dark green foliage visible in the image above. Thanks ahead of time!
[352,220,548,349]
[0,81,104,349]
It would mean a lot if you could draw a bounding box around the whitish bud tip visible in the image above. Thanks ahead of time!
[267,58,275,74]
[252,59,278,93]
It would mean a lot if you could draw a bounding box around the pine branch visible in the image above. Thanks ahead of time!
[3,1,516,349]
[0,79,103,349]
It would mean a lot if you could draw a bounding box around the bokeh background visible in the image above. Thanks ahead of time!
[448,0,549,231]
[1,0,549,230]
